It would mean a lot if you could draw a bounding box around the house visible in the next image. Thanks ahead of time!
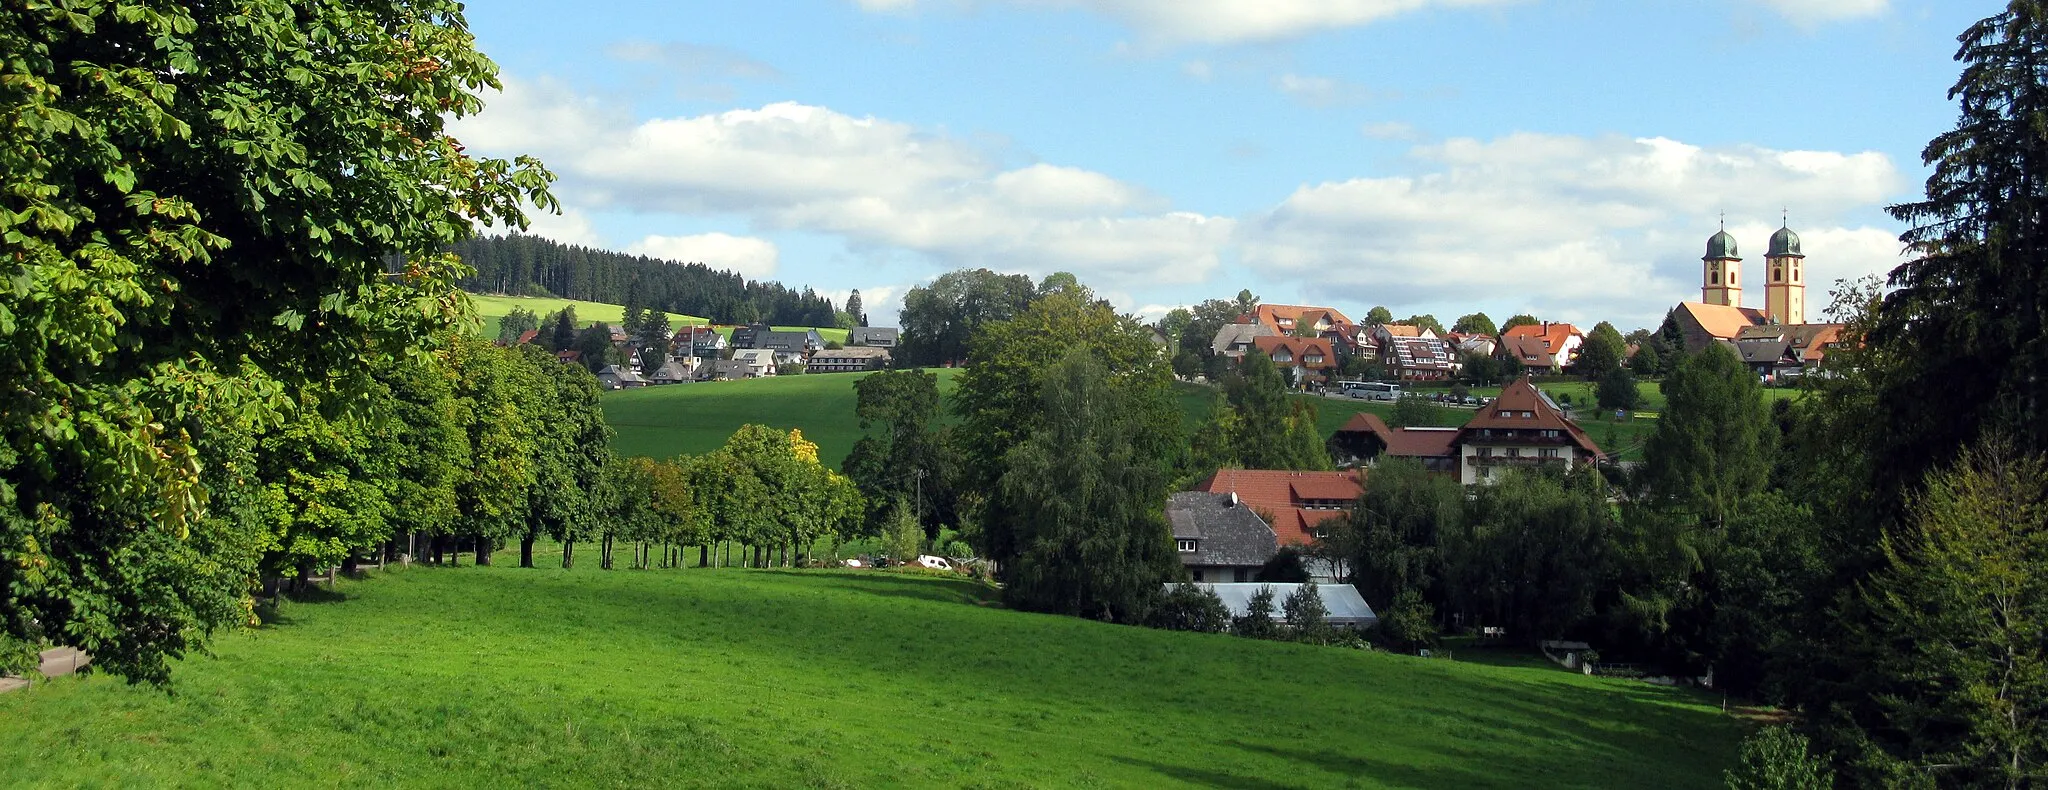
[647,357,697,385]
[514,329,540,346]
[1671,301,1769,354]
[1497,335,1556,372]
[1373,322,1439,345]
[733,324,824,355]
[730,348,779,377]
[1500,322,1584,370]
[674,326,728,358]
[808,346,892,373]
[848,327,899,348]
[1327,378,1604,485]
[1191,468,1363,581]
[1446,332,1496,358]
[595,365,649,390]
[1454,378,1605,485]
[1381,336,1458,381]
[1327,413,1459,472]
[700,359,754,381]
[555,349,583,365]
[1168,583,1378,629]
[1251,304,1355,338]
[1732,323,1845,381]
[1166,491,1279,583]
[1211,323,1276,359]
[1251,336,1336,386]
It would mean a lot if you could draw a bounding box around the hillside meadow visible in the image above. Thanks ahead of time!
[0,562,1745,788]
[467,293,851,346]
[604,370,1672,466]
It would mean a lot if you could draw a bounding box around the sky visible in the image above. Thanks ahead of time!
[451,0,1983,331]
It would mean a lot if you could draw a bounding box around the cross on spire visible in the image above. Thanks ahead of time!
[1782,207,1789,228]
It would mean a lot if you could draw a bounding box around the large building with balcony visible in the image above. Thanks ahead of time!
[1326,377,1605,484]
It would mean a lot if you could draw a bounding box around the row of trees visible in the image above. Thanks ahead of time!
[449,234,840,327]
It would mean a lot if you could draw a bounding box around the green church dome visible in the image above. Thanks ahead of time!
[1769,225,1803,257]
[1704,229,1739,260]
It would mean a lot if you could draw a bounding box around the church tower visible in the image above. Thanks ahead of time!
[1764,221,1805,325]
[1702,225,1742,307]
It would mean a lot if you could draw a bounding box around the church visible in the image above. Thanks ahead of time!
[1670,221,1845,380]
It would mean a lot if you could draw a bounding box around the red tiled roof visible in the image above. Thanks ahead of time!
[1498,335,1553,366]
[1193,469,1363,546]
[1253,304,1354,336]
[515,329,540,345]
[1500,322,1582,353]
[1334,412,1458,458]
[1676,302,1766,340]
[1461,378,1603,459]
[1251,336,1337,370]
[1380,324,1422,338]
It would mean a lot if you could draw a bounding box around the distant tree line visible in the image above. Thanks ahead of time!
[448,234,839,327]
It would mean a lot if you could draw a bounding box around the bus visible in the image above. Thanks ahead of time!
[1338,381,1402,401]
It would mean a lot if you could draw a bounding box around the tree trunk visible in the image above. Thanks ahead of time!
[474,536,491,566]
[520,535,535,568]
[601,534,614,570]
[563,540,575,570]
[699,544,709,568]
[341,555,359,576]
[754,545,763,568]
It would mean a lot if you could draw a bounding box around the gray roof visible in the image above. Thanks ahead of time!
[812,347,891,362]
[650,360,694,382]
[1211,323,1275,356]
[1168,582,1379,627]
[1166,491,1278,569]
[1736,338,1791,364]
[596,365,647,384]
[849,327,899,346]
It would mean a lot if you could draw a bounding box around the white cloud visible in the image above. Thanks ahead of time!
[627,233,781,279]
[1361,121,1423,141]
[1752,0,1887,27]
[1237,133,1908,328]
[513,205,603,246]
[1275,73,1379,106]
[1181,60,1213,81]
[456,79,1232,288]
[855,0,1520,44]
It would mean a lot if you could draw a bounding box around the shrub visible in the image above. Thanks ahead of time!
[1233,585,1282,640]
[1255,546,1310,583]
[1377,590,1438,652]
[1151,584,1231,633]
[1283,582,1330,644]
[1723,726,1834,790]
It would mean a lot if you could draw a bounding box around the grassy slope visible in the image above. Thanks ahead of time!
[467,293,851,345]
[605,369,963,467]
[606,371,1679,468]
[0,564,1742,788]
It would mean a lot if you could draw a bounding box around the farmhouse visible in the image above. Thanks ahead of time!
[1191,468,1360,581]
[848,327,899,348]
[1251,336,1336,386]
[1211,323,1275,359]
[1326,378,1605,484]
[1165,491,1279,584]
[1499,322,1584,370]
[595,365,649,390]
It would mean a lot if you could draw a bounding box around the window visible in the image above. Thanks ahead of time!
[1478,447,1492,457]
[1542,429,1559,438]
[1540,448,1560,459]
[1177,539,1197,553]
[1313,526,1329,539]
[1507,448,1521,458]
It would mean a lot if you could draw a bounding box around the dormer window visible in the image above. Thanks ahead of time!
[1177,539,1197,553]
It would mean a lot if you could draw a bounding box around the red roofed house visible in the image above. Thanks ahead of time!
[1251,336,1336,387]
[1381,336,1459,381]
[1499,322,1585,370]
[1326,378,1605,484]
[515,328,540,346]
[1192,468,1362,581]
[1454,378,1605,484]
[1251,304,1354,337]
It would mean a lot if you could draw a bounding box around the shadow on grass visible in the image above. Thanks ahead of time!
[760,569,1001,607]
[254,585,352,627]
[1109,756,1309,790]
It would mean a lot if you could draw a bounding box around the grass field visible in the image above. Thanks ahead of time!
[605,371,1673,468]
[0,562,1744,787]
[605,369,963,467]
[466,293,851,346]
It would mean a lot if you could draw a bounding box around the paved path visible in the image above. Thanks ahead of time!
[0,647,91,693]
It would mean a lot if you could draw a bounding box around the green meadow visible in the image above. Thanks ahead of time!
[0,562,1744,788]
[466,293,851,345]
[603,370,1664,468]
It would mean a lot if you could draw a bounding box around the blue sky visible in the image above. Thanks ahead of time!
[452,0,1982,330]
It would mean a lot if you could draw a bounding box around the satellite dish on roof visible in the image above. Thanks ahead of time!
[1228,492,1239,508]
